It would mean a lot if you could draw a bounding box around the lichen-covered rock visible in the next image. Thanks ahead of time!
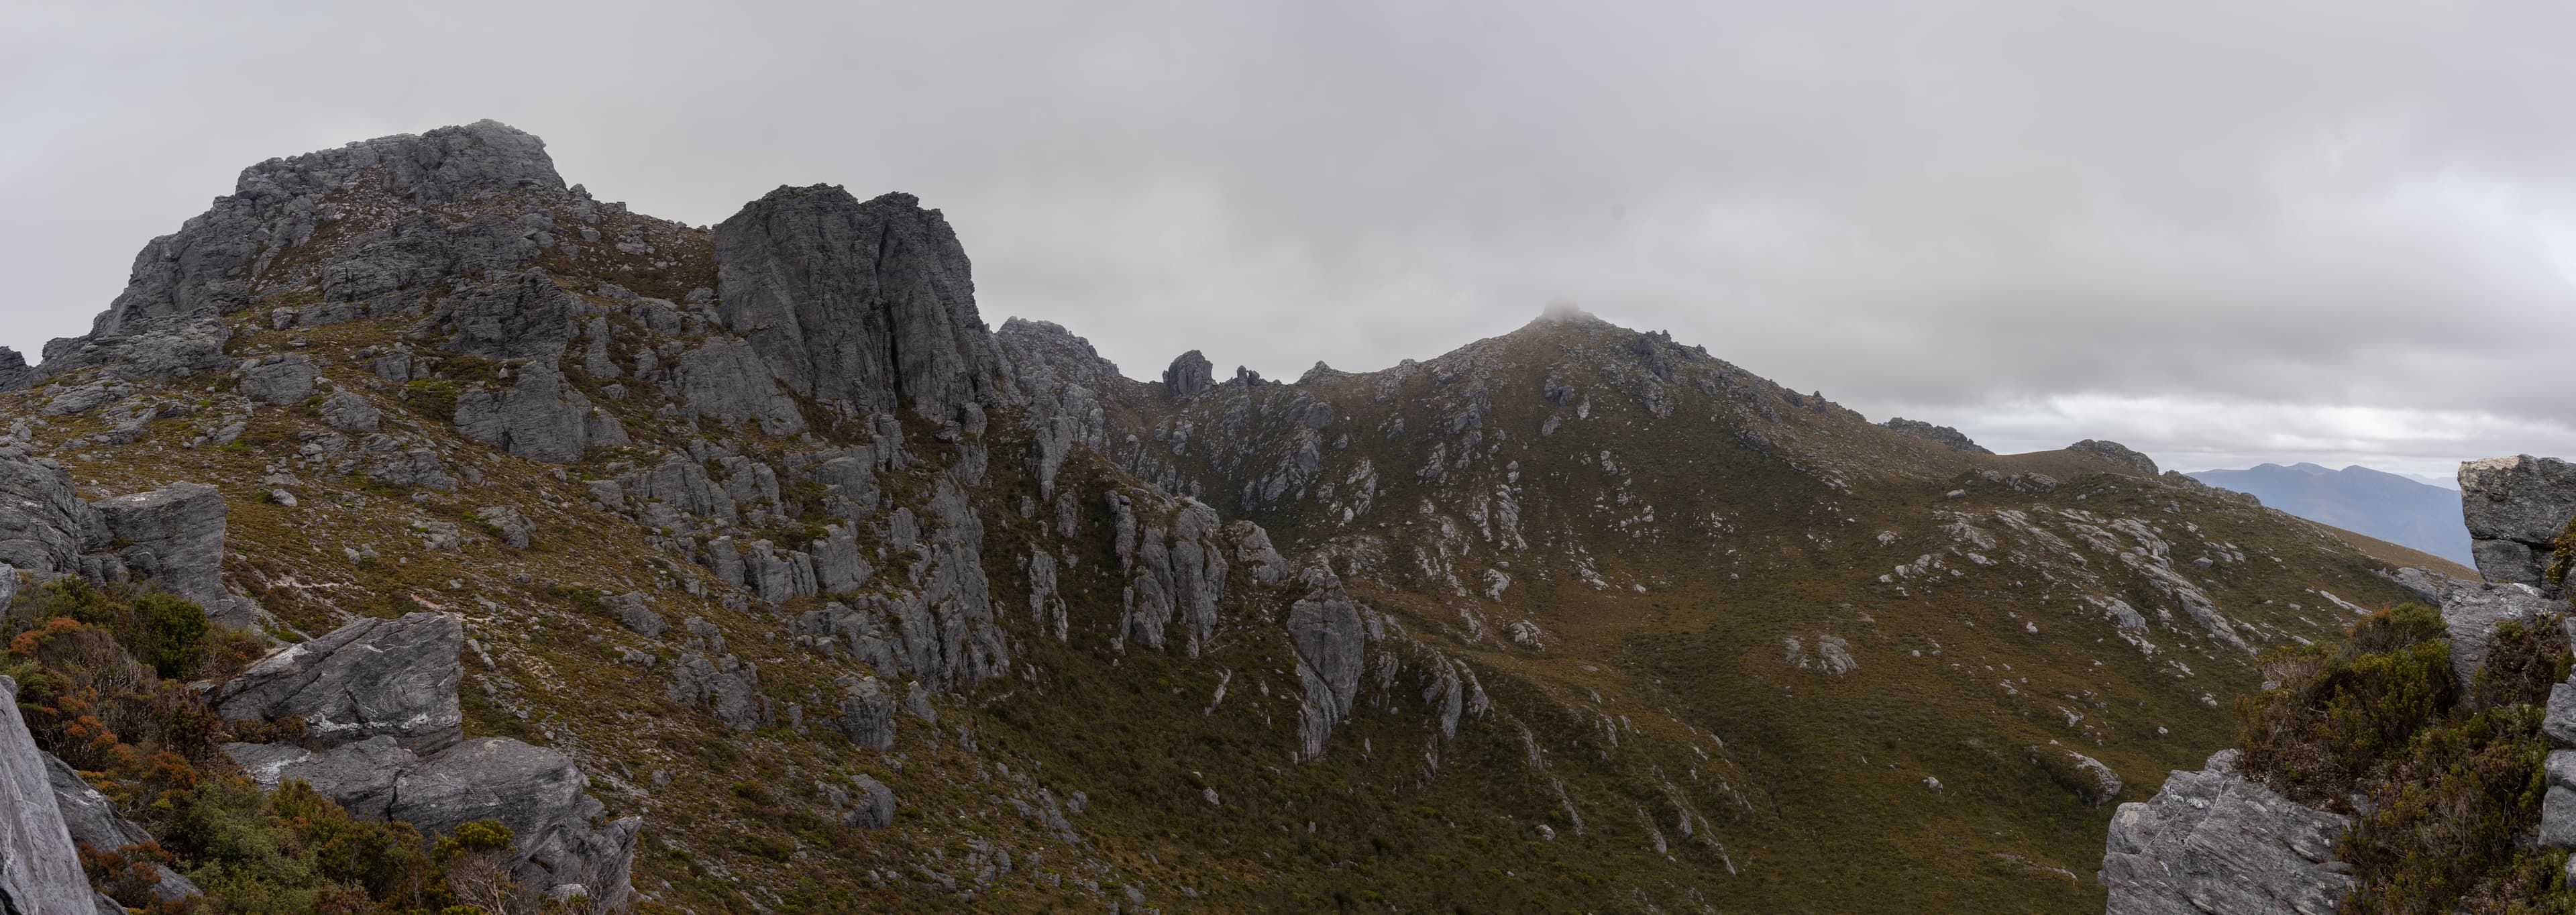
[828,676,898,751]
[713,186,1003,422]
[0,677,101,915]
[214,612,465,753]
[237,355,318,405]
[2459,455,2576,593]
[1880,417,1992,454]
[319,389,381,432]
[2099,750,2355,915]
[452,361,627,464]
[0,447,109,579]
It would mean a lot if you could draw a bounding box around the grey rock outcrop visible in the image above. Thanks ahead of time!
[43,755,198,902]
[1163,350,1214,399]
[2068,439,2159,476]
[2099,750,2355,915]
[843,774,898,829]
[87,120,561,337]
[2459,455,2576,593]
[437,270,582,362]
[828,676,898,751]
[452,361,628,464]
[33,313,231,385]
[713,186,1003,422]
[1287,571,1368,762]
[237,355,317,405]
[0,448,108,580]
[215,612,465,753]
[225,736,639,910]
[1880,417,1992,454]
[606,592,665,638]
[1,677,101,915]
[1117,500,1230,656]
[476,505,534,549]
[0,348,33,393]
[668,649,768,731]
[2438,581,2560,700]
[2542,751,2576,848]
[91,482,230,613]
[319,390,381,432]
[669,337,806,436]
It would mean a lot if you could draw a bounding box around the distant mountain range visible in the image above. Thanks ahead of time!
[2187,463,2474,566]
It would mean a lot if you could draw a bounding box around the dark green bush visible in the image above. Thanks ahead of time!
[2237,605,2454,808]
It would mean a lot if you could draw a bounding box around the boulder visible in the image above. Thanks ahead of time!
[2100,750,2355,915]
[319,390,380,432]
[2542,751,2576,848]
[713,186,1004,422]
[452,361,627,464]
[843,773,898,829]
[1287,570,1368,762]
[238,355,318,405]
[476,505,535,549]
[2,676,102,915]
[828,676,898,751]
[0,447,108,579]
[437,269,582,362]
[215,612,464,753]
[91,482,229,612]
[33,313,231,385]
[2459,455,2576,593]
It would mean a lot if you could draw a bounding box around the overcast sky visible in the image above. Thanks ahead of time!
[7,2,2574,478]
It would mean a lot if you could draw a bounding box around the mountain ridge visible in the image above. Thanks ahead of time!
[0,120,2443,913]
[2186,462,2475,568]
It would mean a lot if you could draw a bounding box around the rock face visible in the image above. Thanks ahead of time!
[32,313,231,386]
[452,362,628,464]
[2459,455,2576,593]
[436,268,582,362]
[1163,351,1214,399]
[2068,439,2159,476]
[85,119,561,338]
[1,677,102,915]
[1287,571,1368,762]
[0,453,259,628]
[669,337,806,436]
[225,736,640,910]
[1880,417,1992,454]
[237,355,317,405]
[215,612,466,753]
[712,186,1003,422]
[90,482,230,613]
[2099,750,2356,915]
[0,448,107,579]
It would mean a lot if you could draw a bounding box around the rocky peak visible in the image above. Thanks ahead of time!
[93,119,566,338]
[1880,417,1992,454]
[2068,439,2159,475]
[1163,349,1214,398]
[713,185,1003,422]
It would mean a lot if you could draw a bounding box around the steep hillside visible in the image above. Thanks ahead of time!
[2189,463,2476,568]
[1,121,2432,914]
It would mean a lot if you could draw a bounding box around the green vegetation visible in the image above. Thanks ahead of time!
[2235,604,2576,914]
[4,579,562,914]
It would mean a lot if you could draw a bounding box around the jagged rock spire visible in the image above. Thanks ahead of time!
[1163,349,1214,398]
[713,186,1004,421]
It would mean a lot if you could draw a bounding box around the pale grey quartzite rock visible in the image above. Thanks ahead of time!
[2541,750,2576,849]
[452,361,628,464]
[2438,581,2561,700]
[670,336,806,436]
[33,313,231,386]
[2100,750,2355,915]
[1,676,103,915]
[319,389,380,432]
[83,120,561,338]
[2068,439,2159,475]
[44,753,200,902]
[843,773,899,829]
[437,269,582,362]
[215,612,465,753]
[90,482,230,614]
[237,354,318,405]
[713,186,1004,423]
[476,505,535,549]
[668,650,768,731]
[1288,569,1368,762]
[0,447,108,579]
[608,592,665,638]
[2459,455,2576,594]
[1163,350,1214,399]
[1879,417,1992,454]
[830,676,899,751]
[0,347,34,393]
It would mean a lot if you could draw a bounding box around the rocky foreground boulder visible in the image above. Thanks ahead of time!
[2460,454,2576,594]
[2099,750,2355,915]
[217,613,635,907]
[0,448,264,628]
[1,677,123,915]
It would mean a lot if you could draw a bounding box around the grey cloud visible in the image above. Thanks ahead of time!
[9,1,2575,472]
